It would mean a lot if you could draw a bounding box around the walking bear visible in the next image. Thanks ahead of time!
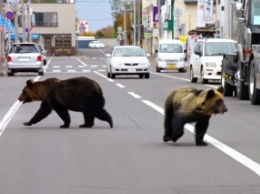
[163,86,227,146]
[18,77,113,128]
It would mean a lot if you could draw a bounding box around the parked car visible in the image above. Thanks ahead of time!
[106,46,151,79]
[38,44,48,65]
[7,42,44,76]
[189,38,237,84]
[155,39,185,72]
[89,40,105,48]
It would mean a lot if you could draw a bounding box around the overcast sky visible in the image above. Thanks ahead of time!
[75,0,114,32]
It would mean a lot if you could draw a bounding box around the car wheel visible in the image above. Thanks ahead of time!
[145,73,150,79]
[110,67,115,79]
[221,65,234,96]
[7,70,14,76]
[249,59,260,104]
[190,66,197,83]
[107,71,111,78]
[236,60,249,100]
[38,69,44,76]
[156,65,161,73]
[201,67,208,84]
[43,60,47,65]
[178,68,185,73]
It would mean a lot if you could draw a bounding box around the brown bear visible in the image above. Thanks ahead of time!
[163,86,227,146]
[18,77,113,128]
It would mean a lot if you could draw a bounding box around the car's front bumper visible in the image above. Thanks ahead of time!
[157,61,185,70]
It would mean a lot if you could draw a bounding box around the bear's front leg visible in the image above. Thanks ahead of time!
[195,117,210,146]
[24,101,52,126]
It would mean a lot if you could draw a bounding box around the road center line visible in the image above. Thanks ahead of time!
[0,76,41,137]
[128,92,141,99]
[142,100,260,177]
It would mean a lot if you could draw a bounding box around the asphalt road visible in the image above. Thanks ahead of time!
[0,47,260,194]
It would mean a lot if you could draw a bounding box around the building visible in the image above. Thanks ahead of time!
[6,1,76,56]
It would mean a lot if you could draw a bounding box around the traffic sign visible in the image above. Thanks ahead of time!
[6,11,14,20]
[5,20,14,31]
[0,15,5,26]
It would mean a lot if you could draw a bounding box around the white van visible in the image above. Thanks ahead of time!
[155,39,185,72]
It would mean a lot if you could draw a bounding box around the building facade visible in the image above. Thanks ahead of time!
[7,2,76,56]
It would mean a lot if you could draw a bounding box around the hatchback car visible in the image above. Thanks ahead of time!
[106,46,151,79]
[89,40,105,48]
[7,42,44,76]
[38,44,48,65]
[189,38,237,84]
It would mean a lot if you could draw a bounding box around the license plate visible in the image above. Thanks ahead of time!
[128,69,136,72]
[168,64,175,69]
[18,57,30,61]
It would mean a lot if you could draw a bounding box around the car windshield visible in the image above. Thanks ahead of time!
[9,44,39,54]
[159,44,183,53]
[205,42,237,56]
[113,47,145,57]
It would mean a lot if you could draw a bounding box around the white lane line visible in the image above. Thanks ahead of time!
[76,58,88,67]
[116,83,125,88]
[94,71,114,82]
[128,92,141,99]
[151,72,190,82]
[0,76,41,137]
[142,100,260,177]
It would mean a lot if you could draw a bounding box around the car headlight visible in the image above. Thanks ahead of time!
[205,62,217,67]
[139,62,150,66]
[114,62,124,66]
[158,58,165,62]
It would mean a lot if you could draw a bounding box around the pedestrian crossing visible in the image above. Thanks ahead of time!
[45,57,107,73]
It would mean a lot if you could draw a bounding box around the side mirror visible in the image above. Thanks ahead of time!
[195,50,202,56]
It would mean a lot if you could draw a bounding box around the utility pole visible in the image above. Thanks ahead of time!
[137,0,141,46]
[133,0,136,45]
[27,0,31,42]
[157,0,161,38]
[21,0,26,42]
[0,0,5,61]
[123,1,128,45]
[14,0,18,42]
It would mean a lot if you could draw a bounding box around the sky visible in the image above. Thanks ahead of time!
[75,0,114,32]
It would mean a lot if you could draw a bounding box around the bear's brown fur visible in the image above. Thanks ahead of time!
[163,86,227,146]
[18,77,113,128]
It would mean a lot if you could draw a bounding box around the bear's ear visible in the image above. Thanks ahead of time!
[217,86,224,94]
[205,89,215,100]
[26,79,34,89]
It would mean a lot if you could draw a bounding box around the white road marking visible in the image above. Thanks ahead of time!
[116,83,125,88]
[142,100,260,177]
[128,92,141,99]
[76,58,88,67]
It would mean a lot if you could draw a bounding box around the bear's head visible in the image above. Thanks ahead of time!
[195,86,228,116]
[18,80,40,103]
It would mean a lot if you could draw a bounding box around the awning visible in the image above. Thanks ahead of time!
[9,33,40,40]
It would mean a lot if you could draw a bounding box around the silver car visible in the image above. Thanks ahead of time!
[7,43,44,76]
[106,46,151,79]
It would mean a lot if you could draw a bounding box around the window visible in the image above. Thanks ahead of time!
[32,12,58,27]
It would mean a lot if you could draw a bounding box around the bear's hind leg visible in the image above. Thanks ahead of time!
[79,112,94,128]
[195,117,210,146]
[93,108,113,128]
[163,107,174,142]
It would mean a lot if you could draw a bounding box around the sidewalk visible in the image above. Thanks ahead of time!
[0,58,6,76]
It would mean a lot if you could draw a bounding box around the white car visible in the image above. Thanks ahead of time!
[89,41,105,48]
[7,42,44,76]
[189,38,237,84]
[106,46,151,79]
